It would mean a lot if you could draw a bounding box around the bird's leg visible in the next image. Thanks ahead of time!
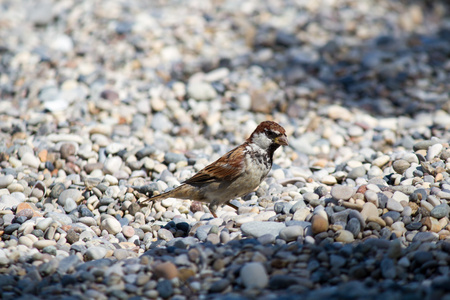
[208,203,218,218]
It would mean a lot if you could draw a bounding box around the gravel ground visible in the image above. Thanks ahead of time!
[0,0,450,299]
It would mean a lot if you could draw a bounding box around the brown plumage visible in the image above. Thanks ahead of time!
[139,121,288,217]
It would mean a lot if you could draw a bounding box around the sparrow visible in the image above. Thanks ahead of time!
[139,121,288,217]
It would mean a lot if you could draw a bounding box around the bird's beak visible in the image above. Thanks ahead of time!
[275,135,289,146]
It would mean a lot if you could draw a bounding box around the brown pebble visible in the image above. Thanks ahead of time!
[60,143,76,160]
[154,261,178,279]
[356,185,367,194]
[188,248,200,262]
[38,149,48,162]
[311,214,329,234]
[178,268,196,282]
[16,202,42,218]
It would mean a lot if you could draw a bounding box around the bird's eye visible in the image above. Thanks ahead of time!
[266,130,278,139]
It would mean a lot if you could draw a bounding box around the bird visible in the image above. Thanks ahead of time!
[139,121,289,217]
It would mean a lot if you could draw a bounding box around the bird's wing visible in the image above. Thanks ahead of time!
[184,145,246,185]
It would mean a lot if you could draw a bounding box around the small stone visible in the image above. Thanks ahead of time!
[241,221,285,238]
[157,228,174,241]
[412,232,439,243]
[33,240,57,250]
[85,246,107,261]
[431,204,450,219]
[154,262,178,279]
[187,81,217,101]
[321,175,337,185]
[393,160,410,174]
[21,152,40,168]
[361,202,379,220]
[240,262,268,289]
[346,218,361,238]
[347,166,366,179]
[60,143,76,159]
[335,230,355,243]
[101,217,122,235]
[386,199,404,212]
[331,185,354,200]
[58,189,82,206]
[311,214,328,234]
[279,226,303,242]
[0,175,14,188]
[372,155,390,168]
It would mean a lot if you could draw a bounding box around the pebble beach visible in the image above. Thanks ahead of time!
[1,0,450,299]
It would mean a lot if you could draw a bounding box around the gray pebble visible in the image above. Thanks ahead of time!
[241,221,285,238]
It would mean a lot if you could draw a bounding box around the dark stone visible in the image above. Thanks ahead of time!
[157,279,173,299]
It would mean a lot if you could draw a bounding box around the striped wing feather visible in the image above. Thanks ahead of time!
[184,145,246,185]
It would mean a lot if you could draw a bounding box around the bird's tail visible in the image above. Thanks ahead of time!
[138,184,192,206]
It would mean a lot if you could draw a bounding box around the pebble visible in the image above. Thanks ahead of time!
[241,222,285,238]
[240,262,268,289]
[331,185,354,200]
[101,218,122,235]
[279,226,303,242]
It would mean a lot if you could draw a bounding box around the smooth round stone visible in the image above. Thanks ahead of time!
[393,160,410,174]
[279,226,303,242]
[240,262,268,289]
[321,175,337,185]
[346,218,361,237]
[386,199,404,212]
[0,175,14,188]
[303,192,319,202]
[257,233,276,245]
[361,202,378,220]
[427,143,443,160]
[293,208,311,222]
[220,231,230,244]
[21,152,40,169]
[33,240,57,250]
[47,212,72,225]
[372,155,390,168]
[347,166,366,180]
[335,230,355,243]
[122,225,135,238]
[58,189,82,206]
[161,198,176,207]
[392,191,409,203]
[241,221,285,238]
[36,217,54,231]
[187,81,217,101]
[311,215,328,234]
[105,143,125,155]
[391,222,407,233]
[50,183,66,199]
[85,246,107,261]
[60,143,76,159]
[412,232,439,243]
[78,217,97,226]
[4,223,20,234]
[18,236,34,247]
[331,185,354,200]
[66,229,80,244]
[0,194,22,209]
[157,228,174,241]
[365,190,378,204]
[101,217,122,235]
[104,156,123,174]
[154,261,178,279]
[64,198,77,213]
[430,204,450,219]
